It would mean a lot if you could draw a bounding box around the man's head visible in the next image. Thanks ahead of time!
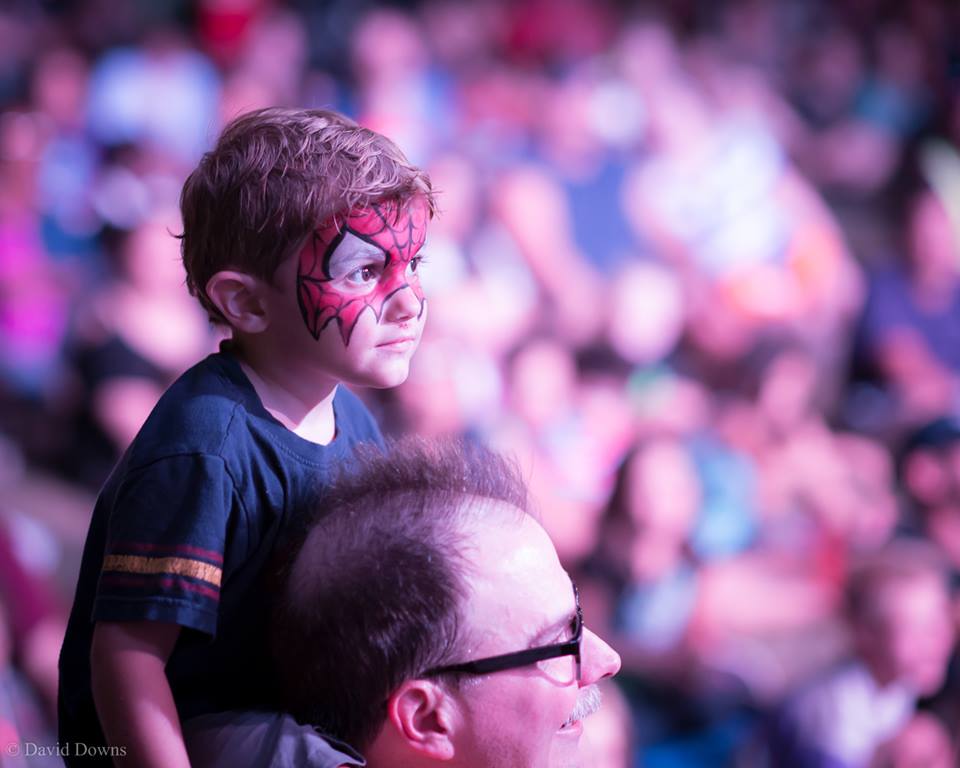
[601,438,701,584]
[899,418,960,569]
[180,108,435,387]
[845,539,955,696]
[271,438,621,767]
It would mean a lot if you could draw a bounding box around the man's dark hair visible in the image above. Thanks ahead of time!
[270,437,529,749]
[895,416,960,482]
[179,107,436,322]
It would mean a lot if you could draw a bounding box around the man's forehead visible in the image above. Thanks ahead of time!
[457,498,553,557]
[457,507,572,641]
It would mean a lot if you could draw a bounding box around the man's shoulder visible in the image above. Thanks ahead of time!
[183,711,365,768]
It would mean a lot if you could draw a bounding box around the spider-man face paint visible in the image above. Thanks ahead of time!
[297,197,428,346]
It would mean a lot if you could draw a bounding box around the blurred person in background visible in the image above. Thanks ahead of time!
[350,6,443,165]
[893,416,960,731]
[868,711,955,768]
[620,56,861,387]
[734,346,899,552]
[490,164,606,347]
[56,212,214,490]
[0,104,72,453]
[897,417,960,579]
[490,336,618,563]
[85,28,220,166]
[852,180,960,433]
[579,433,834,767]
[766,540,956,768]
[0,521,64,767]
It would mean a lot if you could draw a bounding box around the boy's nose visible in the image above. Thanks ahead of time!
[383,282,423,323]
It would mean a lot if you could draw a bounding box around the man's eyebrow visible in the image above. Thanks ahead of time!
[529,581,578,648]
[526,578,579,647]
[526,606,577,647]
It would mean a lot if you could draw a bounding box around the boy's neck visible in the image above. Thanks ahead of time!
[232,341,340,446]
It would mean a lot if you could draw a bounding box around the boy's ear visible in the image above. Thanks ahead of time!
[205,271,270,333]
[381,679,457,761]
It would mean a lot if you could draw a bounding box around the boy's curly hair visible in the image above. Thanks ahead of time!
[179,107,436,322]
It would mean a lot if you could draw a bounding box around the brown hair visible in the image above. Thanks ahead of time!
[179,107,436,321]
[270,436,528,749]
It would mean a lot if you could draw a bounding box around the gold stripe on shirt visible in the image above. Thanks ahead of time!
[102,555,222,588]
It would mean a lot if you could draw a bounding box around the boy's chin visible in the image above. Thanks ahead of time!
[353,361,412,390]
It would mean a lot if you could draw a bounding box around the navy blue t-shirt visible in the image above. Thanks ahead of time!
[57,350,384,758]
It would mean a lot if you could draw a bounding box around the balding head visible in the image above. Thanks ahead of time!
[270,437,529,748]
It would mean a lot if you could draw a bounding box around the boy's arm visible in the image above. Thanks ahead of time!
[91,621,191,768]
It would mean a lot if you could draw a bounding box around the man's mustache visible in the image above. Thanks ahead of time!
[562,684,602,728]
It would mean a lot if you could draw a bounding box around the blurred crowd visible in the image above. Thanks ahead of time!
[2,0,960,766]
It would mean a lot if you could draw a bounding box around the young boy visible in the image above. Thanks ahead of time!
[58,108,435,766]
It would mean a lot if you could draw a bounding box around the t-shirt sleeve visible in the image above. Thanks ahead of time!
[93,453,239,636]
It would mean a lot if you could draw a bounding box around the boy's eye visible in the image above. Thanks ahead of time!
[346,264,380,284]
[406,256,424,276]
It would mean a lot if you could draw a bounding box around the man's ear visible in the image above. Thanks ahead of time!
[205,271,270,333]
[384,679,457,761]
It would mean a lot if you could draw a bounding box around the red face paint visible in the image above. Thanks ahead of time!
[297,198,428,345]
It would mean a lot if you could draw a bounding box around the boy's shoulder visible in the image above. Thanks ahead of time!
[121,350,383,473]
[123,351,261,467]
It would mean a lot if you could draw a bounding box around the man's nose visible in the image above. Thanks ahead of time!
[580,627,621,685]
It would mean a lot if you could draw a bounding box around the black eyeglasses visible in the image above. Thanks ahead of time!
[423,582,582,681]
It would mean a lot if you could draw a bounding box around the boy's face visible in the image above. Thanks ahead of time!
[271,196,429,389]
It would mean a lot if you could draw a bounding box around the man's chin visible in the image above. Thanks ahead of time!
[549,724,584,768]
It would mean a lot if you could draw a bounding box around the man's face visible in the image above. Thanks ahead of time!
[267,196,429,389]
[859,575,955,695]
[451,508,621,768]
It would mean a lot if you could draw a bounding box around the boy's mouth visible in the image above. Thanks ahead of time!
[377,336,418,350]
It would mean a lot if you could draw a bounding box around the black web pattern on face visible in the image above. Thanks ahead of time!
[297,202,427,345]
